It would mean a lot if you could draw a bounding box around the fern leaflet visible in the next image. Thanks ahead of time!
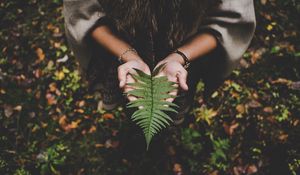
[126,64,178,150]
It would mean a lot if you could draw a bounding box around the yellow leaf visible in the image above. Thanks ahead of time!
[266,24,273,31]
[55,70,65,80]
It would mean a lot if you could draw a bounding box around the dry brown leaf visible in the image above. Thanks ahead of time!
[236,104,246,114]
[75,109,84,114]
[34,69,43,78]
[271,78,292,85]
[247,100,262,108]
[173,163,183,174]
[77,100,85,107]
[58,115,67,127]
[35,48,45,61]
[46,93,57,105]
[88,125,97,133]
[95,144,104,148]
[263,107,273,113]
[224,122,239,136]
[49,82,57,92]
[13,105,22,112]
[4,105,14,118]
[246,164,258,174]
[102,113,115,120]
[105,139,120,149]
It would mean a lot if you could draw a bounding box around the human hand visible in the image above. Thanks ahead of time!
[155,53,189,102]
[117,59,151,101]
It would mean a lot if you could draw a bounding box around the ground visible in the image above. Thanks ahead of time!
[0,0,299,175]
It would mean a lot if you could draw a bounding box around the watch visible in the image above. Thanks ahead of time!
[173,49,190,69]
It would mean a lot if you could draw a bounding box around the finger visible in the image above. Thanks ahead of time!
[166,88,178,103]
[166,75,178,102]
[177,71,188,91]
[124,74,137,102]
[144,67,151,75]
[156,71,165,77]
[118,65,129,88]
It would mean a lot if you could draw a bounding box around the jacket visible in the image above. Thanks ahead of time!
[63,0,256,79]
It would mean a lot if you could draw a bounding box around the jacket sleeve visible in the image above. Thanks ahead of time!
[199,0,256,78]
[63,0,105,75]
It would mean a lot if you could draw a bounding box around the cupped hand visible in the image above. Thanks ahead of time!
[155,53,189,102]
[117,59,151,101]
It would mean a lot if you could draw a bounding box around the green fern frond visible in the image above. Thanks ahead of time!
[126,64,178,150]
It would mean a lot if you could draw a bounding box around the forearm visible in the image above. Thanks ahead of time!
[91,25,141,62]
[172,33,218,64]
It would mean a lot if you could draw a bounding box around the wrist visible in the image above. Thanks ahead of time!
[119,48,142,63]
[164,53,185,65]
[171,49,191,69]
[122,53,143,63]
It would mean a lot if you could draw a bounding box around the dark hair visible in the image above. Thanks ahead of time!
[98,0,220,47]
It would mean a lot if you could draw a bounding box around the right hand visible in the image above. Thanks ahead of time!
[117,59,150,101]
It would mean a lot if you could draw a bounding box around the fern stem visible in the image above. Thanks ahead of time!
[146,74,155,150]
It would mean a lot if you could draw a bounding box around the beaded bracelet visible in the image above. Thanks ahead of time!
[118,48,138,63]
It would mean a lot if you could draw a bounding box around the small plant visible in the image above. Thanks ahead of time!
[14,168,31,175]
[36,143,70,175]
[126,64,178,149]
[209,137,230,171]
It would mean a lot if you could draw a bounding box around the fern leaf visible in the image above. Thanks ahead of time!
[126,64,178,150]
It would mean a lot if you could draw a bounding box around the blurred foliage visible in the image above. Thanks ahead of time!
[0,0,299,174]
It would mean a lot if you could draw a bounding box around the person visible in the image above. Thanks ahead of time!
[63,0,256,122]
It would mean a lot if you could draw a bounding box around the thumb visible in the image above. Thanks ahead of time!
[177,72,188,91]
[118,66,129,88]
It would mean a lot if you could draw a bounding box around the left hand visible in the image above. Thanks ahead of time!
[155,53,189,102]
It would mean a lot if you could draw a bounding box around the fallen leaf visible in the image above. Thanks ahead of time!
[102,113,115,120]
[105,139,120,149]
[261,0,267,5]
[4,105,14,118]
[95,144,104,148]
[263,107,273,113]
[75,109,84,114]
[35,48,45,61]
[247,100,262,108]
[88,125,97,133]
[236,104,246,114]
[69,119,81,129]
[46,93,57,105]
[58,115,67,127]
[57,55,69,63]
[49,82,57,92]
[223,122,239,136]
[13,105,22,111]
[33,69,43,78]
[271,78,292,85]
[173,163,183,174]
[77,100,85,107]
[54,70,65,80]
[246,164,258,174]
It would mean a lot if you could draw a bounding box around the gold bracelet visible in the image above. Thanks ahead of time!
[118,48,137,63]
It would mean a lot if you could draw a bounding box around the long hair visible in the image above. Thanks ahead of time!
[98,0,220,48]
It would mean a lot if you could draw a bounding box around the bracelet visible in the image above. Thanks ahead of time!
[173,49,190,69]
[118,48,137,63]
